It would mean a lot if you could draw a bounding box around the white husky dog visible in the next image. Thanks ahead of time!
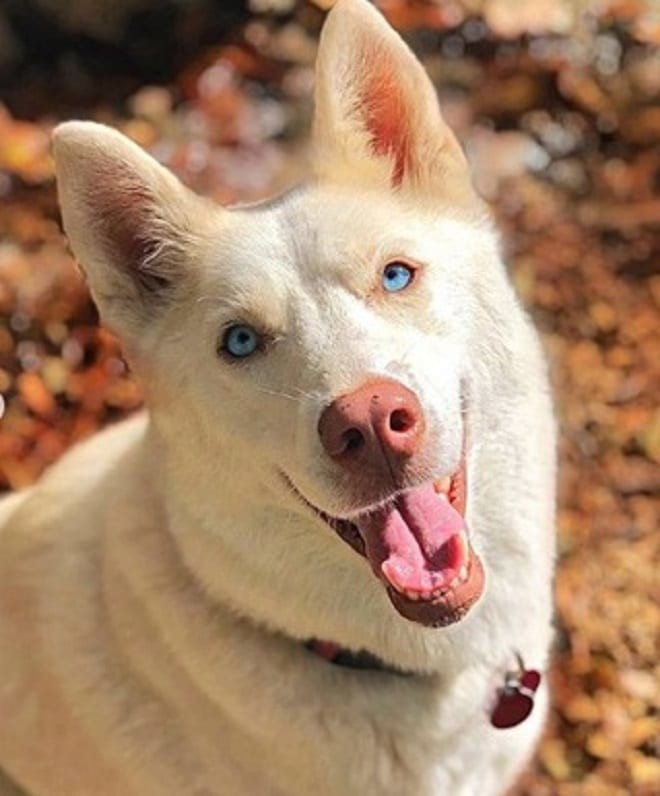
[0,1,556,794]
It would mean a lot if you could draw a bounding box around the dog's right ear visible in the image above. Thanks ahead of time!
[53,122,211,340]
[312,0,473,201]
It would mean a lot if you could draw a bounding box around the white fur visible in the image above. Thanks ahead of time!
[0,1,555,794]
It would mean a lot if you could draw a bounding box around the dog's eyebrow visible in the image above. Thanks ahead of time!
[200,270,290,334]
[369,237,427,263]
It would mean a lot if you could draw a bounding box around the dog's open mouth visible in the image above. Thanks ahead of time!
[288,459,485,628]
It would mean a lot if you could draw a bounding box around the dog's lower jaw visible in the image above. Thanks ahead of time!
[386,552,485,628]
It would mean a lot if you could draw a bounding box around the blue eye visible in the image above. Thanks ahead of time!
[383,262,414,293]
[222,324,260,359]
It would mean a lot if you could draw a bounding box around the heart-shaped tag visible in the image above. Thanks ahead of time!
[490,687,535,729]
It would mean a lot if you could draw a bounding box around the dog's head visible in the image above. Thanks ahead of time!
[54,0,547,671]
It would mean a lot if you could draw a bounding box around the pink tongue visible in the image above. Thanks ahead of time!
[355,483,467,594]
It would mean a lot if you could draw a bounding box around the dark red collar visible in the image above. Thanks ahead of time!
[306,639,409,674]
[307,641,541,728]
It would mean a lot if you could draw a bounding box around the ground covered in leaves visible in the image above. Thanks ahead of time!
[0,1,658,793]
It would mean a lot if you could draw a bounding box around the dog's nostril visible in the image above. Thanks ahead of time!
[389,409,414,433]
[342,428,365,454]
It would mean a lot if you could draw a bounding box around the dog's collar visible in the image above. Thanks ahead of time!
[307,640,542,728]
[305,639,411,675]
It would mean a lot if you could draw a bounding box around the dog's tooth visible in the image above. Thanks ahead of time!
[434,477,451,495]
[456,530,469,559]
[458,564,469,583]
[437,492,449,503]
[404,589,420,602]
[382,571,405,595]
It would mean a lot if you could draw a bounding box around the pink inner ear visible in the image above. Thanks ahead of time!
[360,65,411,185]
[91,171,166,287]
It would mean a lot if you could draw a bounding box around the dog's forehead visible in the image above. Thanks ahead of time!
[223,184,431,278]
[276,185,420,265]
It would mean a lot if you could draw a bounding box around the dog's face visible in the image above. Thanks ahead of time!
[54,0,539,666]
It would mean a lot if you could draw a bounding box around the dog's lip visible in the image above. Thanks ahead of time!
[281,460,485,628]
[282,474,420,525]
[386,553,485,628]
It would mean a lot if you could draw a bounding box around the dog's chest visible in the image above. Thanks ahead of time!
[102,544,523,796]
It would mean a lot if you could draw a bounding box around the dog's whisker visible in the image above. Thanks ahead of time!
[250,381,320,404]
[252,386,303,403]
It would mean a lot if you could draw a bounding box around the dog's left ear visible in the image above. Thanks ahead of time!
[53,121,213,344]
[313,0,472,198]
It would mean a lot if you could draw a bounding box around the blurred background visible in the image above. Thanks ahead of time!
[0,1,658,793]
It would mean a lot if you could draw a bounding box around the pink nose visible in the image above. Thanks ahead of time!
[318,378,425,470]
